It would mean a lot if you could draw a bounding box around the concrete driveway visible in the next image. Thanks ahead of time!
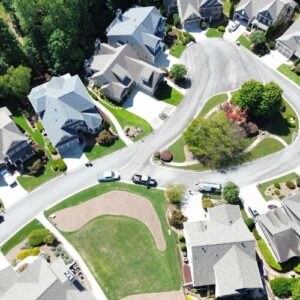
[0,171,27,210]
[186,25,207,43]
[223,21,246,42]
[61,144,89,172]
[260,49,291,70]
[123,89,175,129]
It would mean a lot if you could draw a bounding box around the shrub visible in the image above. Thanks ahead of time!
[297,177,300,187]
[286,115,297,128]
[173,14,181,27]
[275,190,280,196]
[27,158,43,175]
[160,150,173,162]
[17,247,40,260]
[294,263,300,274]
[36,121,43,132]
[252,228,261,241]
[270,277,292,298]
[169,208,187,229]
[274,182,281,189]
[96,130,116,146]
[186,296,194,300]
[244,217,255,231]
[279,195,285,200]
[48,143,57,155]
[166,183,187,205]
[180,31,195,45]
[178,234,185,243]
[170,64,187,83]
[51,159,67,172]
[218,25,225,32]
[286,181,296,189]
[180,243,187,252]
[269,40,276,50]
[223,182,240,204]
[202,197,214,210]
[28,229,56,247]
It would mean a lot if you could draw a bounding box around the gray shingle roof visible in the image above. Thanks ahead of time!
[28,74,102,148]
[184,205,261,293]
[277,18,300,57]
[258,205,300,263]
[0,267,18,297]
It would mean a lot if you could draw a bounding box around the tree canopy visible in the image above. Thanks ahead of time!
[184,112,246,168]
[223,182,240,204]
[237,80,282,119]
[250,30,266,48]
[170,64,187,82]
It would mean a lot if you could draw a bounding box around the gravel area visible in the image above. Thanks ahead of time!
[121,290,185,300]
[54,191,166,251]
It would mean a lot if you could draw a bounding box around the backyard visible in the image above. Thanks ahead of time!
[45,182,182,300]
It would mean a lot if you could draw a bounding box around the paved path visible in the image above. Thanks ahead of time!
[3,39,300,247]
[37,213,108,300]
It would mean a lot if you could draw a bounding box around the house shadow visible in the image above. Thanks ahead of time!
[155,51,172,68]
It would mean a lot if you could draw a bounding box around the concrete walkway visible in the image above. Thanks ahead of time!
[37,213,107,300]
[88,89,133,146]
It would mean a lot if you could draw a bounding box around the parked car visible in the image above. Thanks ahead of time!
[196,182,222,194]
[248,207,259,218]
[267,204,277,210]
[229,21,240,33]
[0,169,16,187]
[132,174,157,187]
[98,171,120,182]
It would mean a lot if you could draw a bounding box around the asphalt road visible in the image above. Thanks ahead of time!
[1,39,300,244]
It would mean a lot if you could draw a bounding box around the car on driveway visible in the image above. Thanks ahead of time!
[229,21,240,33]
[132,174,157,187]
[98,171,120,182]
[0,169,16,187]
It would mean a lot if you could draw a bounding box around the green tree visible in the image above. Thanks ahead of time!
[265,25,275,42]
[260,81,282,118]
[250,30,266,49]
[166,184,187,205]
[229,1,235,19]
[170,64,187,83]
[184,112,246,167]
[270,277,292,298]
[223,182,240,204]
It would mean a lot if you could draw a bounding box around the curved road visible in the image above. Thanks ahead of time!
[1,39,300,244]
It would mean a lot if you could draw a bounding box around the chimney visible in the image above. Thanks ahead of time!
[94,38,101,54]
[116,8,122,21]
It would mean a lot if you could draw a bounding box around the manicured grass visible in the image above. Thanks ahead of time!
[257,172,298,201]
[258,239,282,271]
[278,64,300,86]
[168,135,186,163]
[155,84,184,106]
[1,219,44,255]
[17,161,59,191]
[169,43,186,58]
[269,99,298,144]
[198,93,228,118]
[245,138,285,160]
[238,35,251,50]
[83,139,125,161]
[46,183,182,300]
[206,28,224,38]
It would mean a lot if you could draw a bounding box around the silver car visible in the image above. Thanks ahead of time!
[229,21,240,33]
[97,171,120,182]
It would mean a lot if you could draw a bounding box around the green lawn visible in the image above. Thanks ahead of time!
[258,239,282,272]
[198,93,228,118]
[169,44,186,58]
[278,64,300,86]
[1,219,44,255]
[46,183,182,300]
[257,172,298,201]
[168,135,186,163]
[155,84,184,106]
[238,35,251,50]
[90,91,153,141]
[206,28,224,38]
[83,139,125,161]
[269,99,298,144]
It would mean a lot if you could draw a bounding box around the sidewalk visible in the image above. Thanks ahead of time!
[37,213,107,300]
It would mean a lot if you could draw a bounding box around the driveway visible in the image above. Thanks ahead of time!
[123,89,176,129]
[186,26,207,43]
[0,171,27,210]
[223,21,246,42]
[260,49,291,70]
[61,144,89,172]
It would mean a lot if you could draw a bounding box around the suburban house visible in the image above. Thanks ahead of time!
[184,205,263,299]
[234,0,296,31]
[0,107,35,168]
[164,0,223,29]
[0,257,96,299]
[276,18,300,58]
[28,74,103,154]
[257,196,300,263]
[106,6,166,64]
[85,41,165,103]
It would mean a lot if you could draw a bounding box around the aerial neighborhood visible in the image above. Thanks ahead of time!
[0,0,300,300]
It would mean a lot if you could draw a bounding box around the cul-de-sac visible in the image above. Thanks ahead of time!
[0,0,300,299]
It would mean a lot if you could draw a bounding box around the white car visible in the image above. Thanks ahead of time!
[229,21,240,33]
[97,171,120,182]
[0,169,16,187]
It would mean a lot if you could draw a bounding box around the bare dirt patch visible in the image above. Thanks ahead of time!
[121,290,185,300]
[54,191,166,251]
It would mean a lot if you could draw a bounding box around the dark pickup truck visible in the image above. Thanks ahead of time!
[131,174,157,187]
